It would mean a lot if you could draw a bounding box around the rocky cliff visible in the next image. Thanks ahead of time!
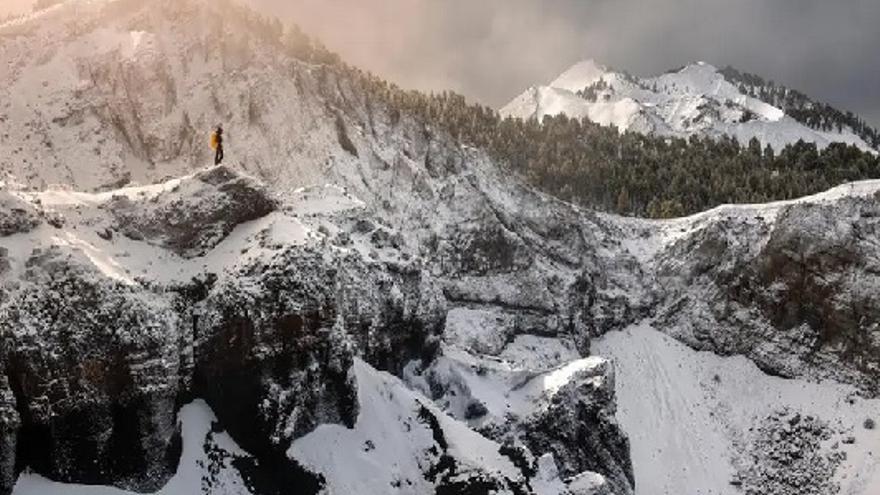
[1,1,879,494]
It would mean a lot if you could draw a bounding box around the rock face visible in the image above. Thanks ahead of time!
[735,409,844,495]
[0,193,41,238]
[521,363,634,495]
[190,246,449,463]
[0,376,18,494]
[109,166,278,258]
[406,309,634,494]
[0,148,643,495]
[652,193,880,395]
[2,1,879,494]
[1,248,182,491]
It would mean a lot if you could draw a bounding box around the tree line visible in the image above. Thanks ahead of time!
[347,73,880,218]
[720,66,880,150]
[227,7,880,219]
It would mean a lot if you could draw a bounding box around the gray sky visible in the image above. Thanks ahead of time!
[5,0,879,126]
[244,0,880,127]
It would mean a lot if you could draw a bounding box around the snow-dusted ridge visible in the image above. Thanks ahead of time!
[502,59,877,153]
[2,1,880,494]
[4,157,880,494]
[614,178,880,264]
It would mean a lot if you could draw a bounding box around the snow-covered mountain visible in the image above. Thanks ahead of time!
[501,59,879,153]
[1,2,879,495]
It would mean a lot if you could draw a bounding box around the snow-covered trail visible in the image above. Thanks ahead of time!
[594,324,880,495]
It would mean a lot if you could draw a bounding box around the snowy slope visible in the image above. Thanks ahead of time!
[581,180,880,494]
[501,60,876,153]
[2,1,880,494]
[0,0,339,192]
[290,359,534,495]
[595,324,880,495]
[0,2,648,485]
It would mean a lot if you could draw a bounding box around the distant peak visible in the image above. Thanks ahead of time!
[682,61,719,72]
[549,59,610,93]
[571,59,606,71]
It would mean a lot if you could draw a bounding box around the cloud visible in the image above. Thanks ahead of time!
[244,0,880,126]
[0,0,39,18]
[5,0,877,125]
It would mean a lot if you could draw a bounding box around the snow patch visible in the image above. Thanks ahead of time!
[289,359,528,494]
[594,323,880,495]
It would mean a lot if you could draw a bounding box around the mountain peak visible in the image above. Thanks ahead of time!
[678,60,720,74]
[503,57,878,153]
[548,59,610,92]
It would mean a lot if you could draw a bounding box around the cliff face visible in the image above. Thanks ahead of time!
[2,247,183,491]
[650,191,880,396]
[0,155,644,494]
[2,1,880,494]
[0,2,649,486]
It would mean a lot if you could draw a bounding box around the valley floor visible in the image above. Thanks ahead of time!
[594,324,880,495]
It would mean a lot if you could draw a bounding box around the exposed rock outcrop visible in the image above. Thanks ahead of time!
[109,166,278,258]
[654,194,880,395]
[0,193,40,238]
[0,376,18,494]
[521,361,634,495]
[735,409,845,495]
[1,248,182,491]
[5,1,879,494]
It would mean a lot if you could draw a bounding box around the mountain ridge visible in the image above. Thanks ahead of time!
[501,58,879,153]
[1,1,879,494]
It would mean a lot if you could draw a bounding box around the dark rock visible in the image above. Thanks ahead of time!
[45,211,65,229]
[109,166,278,258]
[655,198,880,396]
[416,405,529,495]
[737,409,842,495]
[352,218,375,234]
[335,114,358,157]
[2,248,182,492]
[464,400,488,420]
[0,193,41,237]
[96,227,113,240]
[520,364,634,495]
[0,376,19,495]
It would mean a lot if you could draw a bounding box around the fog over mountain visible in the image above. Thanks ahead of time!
[3,0,878,126]
[2,1,880,494]
[241,0,880,125]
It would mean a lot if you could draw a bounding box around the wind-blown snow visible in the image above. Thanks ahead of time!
[548,59,608,93]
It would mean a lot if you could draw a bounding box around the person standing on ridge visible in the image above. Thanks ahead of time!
[210,125,224,165]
